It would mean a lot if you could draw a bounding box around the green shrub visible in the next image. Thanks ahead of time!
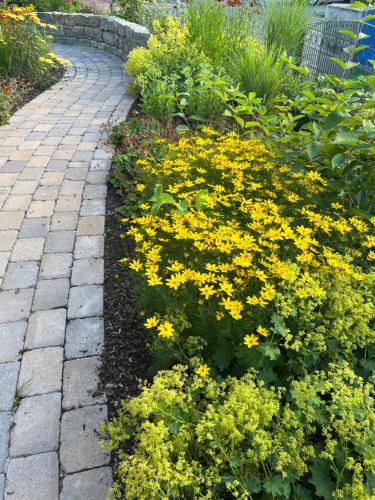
[105,363,375,499]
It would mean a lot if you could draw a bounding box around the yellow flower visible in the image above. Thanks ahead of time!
[144,316,159,329]
[256,325,269,337]
[195,364,210,378]
[199,285,215,300]
[243,334,259,348]
[157,321,175,339]
[129,259,142,271]
[136,183,145,192]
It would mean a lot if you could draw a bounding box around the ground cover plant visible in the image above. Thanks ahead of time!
[105,0,375,497]
[0,4,67,124]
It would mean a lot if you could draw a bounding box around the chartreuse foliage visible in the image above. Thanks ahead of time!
[0,5,68,83]
[105,363,375,499]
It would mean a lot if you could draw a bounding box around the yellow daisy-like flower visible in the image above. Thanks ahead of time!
[136,183,145,192]
[157,321,175,339]
[195,364,211,378]
[129,259,142,272]
[243,334,259,348]
[144,316,159,329]
[256,325,269,337]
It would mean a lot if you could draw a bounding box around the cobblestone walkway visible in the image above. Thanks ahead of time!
[0,44,132,499]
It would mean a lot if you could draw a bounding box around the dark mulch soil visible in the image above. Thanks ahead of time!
[100,183,150,420]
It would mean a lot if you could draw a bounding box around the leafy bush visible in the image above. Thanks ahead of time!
[124,16,228,122]
[120,131,374,377]
[105,363,375,499]
[0,5,67,83]
[262,0,312,60]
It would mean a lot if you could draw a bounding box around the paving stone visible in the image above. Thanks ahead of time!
[32,278,70,311]
[54,196,82,212]
[0,473,3,499]
[74,235,104,259]
[25,309,66,349]
[3,195,32,211]
[0,362,19,411]
[0,289,33,323]
[9,392,61,456]
[18,217,50,238]
[0,230,17,251]
[0,321,26,363]
[0,173,18,187]
[60,466,112,500]
[5,452,58,499]
[71,258,104,286]
[65,317,104,359]
[60,405,110,474]
[11,237,44,261]
[0,412,11,473]
[0,252,9,277]
[76,216,104,236]
[80,199,105,216]
[67,285,103,319]
[60,180,85,196]
[45,230,75,254]
[83,184,107,199]
[18,347,63,396]
[86,171,107,184]
[33,185,59,201]
[40,172,64,185]
[0,212,24,230]
[51,212,78,231]
[11,180,38,195]
[2,261,39,289]
[63,356,105,410]
[40,252,72,279]
[26,200,55,218]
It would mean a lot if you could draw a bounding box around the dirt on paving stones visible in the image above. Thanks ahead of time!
[100,183,150,421]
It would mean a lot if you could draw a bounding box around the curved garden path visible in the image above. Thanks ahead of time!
[0,44,133,499]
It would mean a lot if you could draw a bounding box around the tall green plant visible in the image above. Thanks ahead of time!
[185,0,254,70]
[262,0,312,60]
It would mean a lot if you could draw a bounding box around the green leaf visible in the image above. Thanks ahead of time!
[364,13,375,22]
[351,1,366,7]
[324,110,347,130]
[244,473,262,493]
[362,99,375,109]
[175,200,189,214]
[229,456,241,468]
[264,475,291,497]
[271,313,289,337]
[333,132,362,145]
[331,153,346,169]
[338,28,358,40]
[309,457,335,500]
[307,141,321,160]
[175,124,189,133]
[195,189,209,211]
[212,342,233,369]
[260,343,281,361]
[222,473,235,485]
[343,44,369,55]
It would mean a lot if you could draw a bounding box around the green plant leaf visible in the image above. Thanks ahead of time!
[307,141,321,160]
[324,110,347,130]
[244,474,262,493]
[338,28,358,40]
[331,153,346,169]
[271,313,289,337]
[260,343,281,361]
[229,456,241,468]
[309,457,335,500]
[364,14,375,22]
[176,124,190,133]
[264,475,291,497]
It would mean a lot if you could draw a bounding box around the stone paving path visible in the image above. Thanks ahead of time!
[0,44,133,499]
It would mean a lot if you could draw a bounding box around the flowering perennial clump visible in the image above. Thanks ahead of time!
[121,131,374,373]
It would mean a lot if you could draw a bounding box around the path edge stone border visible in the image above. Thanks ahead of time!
[38,12,150,58]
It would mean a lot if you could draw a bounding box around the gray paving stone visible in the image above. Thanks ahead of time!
[0,212,24,231]
[11,237,45,261]
[5,452,58,500]
[65,317,104,359]
[63,356,105,410]
[0,321,26,363]
[76,216,104,236]
[0,473,4,499]
[32,278,70,311]
[2,261,39,289]
[74,235,104,259]
[67,285,103,319]
[18,347,63,396]
[44,230,75,253]
[25,309,66,349]
[0,230,17,251]
[9,392,61,457]
[0,412,11,473]
[60,466,112,500]
[0,362,19,411]
[83,184,107,199]
[18,217,50,238]
[51,212,78,231]
[0,289,33,323]
[60,405,110,474]
[71,258,104,286]
[40,252,72,279]
[80,199,105,216]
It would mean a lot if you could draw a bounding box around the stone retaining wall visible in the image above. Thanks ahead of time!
[38,12,149,58]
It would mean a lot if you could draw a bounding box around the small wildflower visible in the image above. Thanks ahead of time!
[157,321,175,339]
[195,364,210,378]
[243,334,259,348]
[144,316,159,329]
